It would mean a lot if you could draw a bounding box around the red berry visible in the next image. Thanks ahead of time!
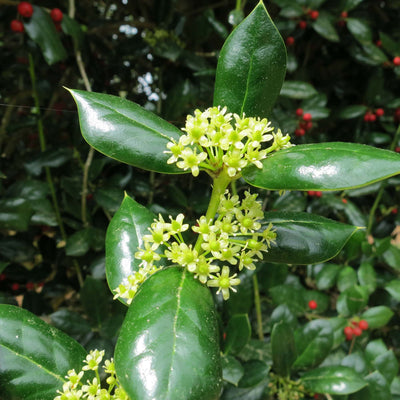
[344,326,353,336]
[358,320,369,330]
[337,20,346,28]
[295,128,306,137]
[309,10,319,20]
[342,198,348,204]
[296,108,304,116]
[285,36,295,46]
[307,191,316,196]
[352,326,362,336]
[308,300,318,310]
[26,282,35,291]
[18,2,33,18]
[11,283,20,291]
[396,146,400,153]
[50,8,63,23]
[364,112,376,122]
[303,113,312,121]
[315,191,323,197]
[393,57,400,66]
[375,108,385,117]
[392,207,398,214]
[376,40,382,47]
[0,273,6,281]
[37,282,45,288]
[298,20,307,29]
[305,121,313,130]
[10,19,24,32]
[341,11,348,18]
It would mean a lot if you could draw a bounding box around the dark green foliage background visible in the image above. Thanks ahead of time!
[0,1,400,399]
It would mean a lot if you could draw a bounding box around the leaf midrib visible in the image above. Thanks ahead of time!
[0,342,66,384]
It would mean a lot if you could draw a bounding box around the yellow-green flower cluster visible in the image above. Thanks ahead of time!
[54,350,128,400]
[165,106,292,178]
[128,191,276,301]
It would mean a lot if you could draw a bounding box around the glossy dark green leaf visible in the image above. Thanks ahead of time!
[0,198,33,231]
[269,304,298,331]
[106,194,166,305]
[349,371,391,400]
[263,212,360,264]
[115,267,222,400]
[280,81,318,99]
[338,105,368,119]
[94,187,125,213]
[345,0,364,11]
[358,262,377,294]
[224,314,251,355]
[293,320,333,370]
[361,306,394,329]
[301,366,367,395]
[269,284,306,314]
[379,32,400,55]
[347,18,372,44]
[372,350,399,383]
[243,143,400,191]
[352,43,388,66]
[24,148,73,176]
[50,309,92,342]
[385,280,400,301]
[337,266,357,292]
[383,245,400,271]
[342,352,368,377]
[65,228,91,257]
[315,263,341,290]
[238,360,270,388]
[68,89,183,174]
[329,317,348,348]
[271,321,296,377]
[80,277,110,328]
[222,355,244,386]
[213,1,287,118]
[61,15,84,50]
[312,14,339,42]
[0,304,87,400]
[336,286,368,316]
[24,6,67,65]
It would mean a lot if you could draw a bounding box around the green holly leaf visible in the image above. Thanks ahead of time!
[263,212,361,264]
[243,143,400,191]
[115,267,222,400]
[301,366,367,395]
[271,321,297,377]
[24,6,67,65]
[67,89,184,174]
[105,194,167,305]
[0,305,87,400]
[214,1,286,118]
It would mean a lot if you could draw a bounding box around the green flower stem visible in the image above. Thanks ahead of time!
[367,123,400,236]
[252,273,264,340]
[194,169,232,253]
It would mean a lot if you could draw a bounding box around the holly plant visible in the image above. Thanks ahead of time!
[1,2,400,400]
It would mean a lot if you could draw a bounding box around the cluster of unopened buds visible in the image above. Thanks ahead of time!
[343,319,369,341]
[54,350,128,400]
[114,191,277,303]
[165,106,292,178]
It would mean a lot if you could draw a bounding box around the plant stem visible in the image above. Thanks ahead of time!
[194,169,231,252]
[367,123,400,236]
[253,273,264,340]
[28,54,67,241]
